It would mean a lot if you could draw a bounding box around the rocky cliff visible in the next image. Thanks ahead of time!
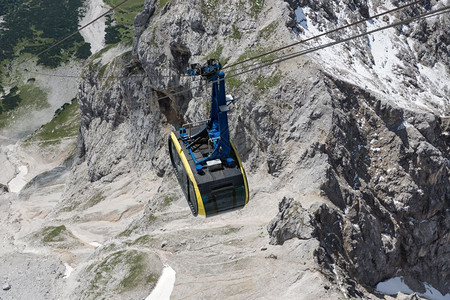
[7,0,447,299]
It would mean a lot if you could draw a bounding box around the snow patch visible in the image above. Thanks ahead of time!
[89,242,102,248]
[294,11,449,116]
[376,277,450,300]
[63,263,74,279]
[332,263,348,298]
[8,165,28,193]
[146,265,176,300]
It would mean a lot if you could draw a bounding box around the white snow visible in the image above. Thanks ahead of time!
[8,165,28,193]
[89,241,102,248]
[79,0,109,54]
[376,277,450,300]
[331,263,348,298]
[293,9,449,116]
[146,265,176,300]
[63,263,74,279]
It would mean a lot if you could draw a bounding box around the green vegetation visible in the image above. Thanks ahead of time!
[148,25,158,47]
[206,44,224,60]
[105,15,126,45]
[98,63,109,78]
[237,46,275,64]
[201,0,220,18]
[87,250,158,297]
[254,71,281,93]
[25,99,79,145]
[226,76,243,91]
[91,43,119,60]
[259,21,277,40]
[0,86,21,114]
[205,44,230,66]
[85,191,106,208]
[201,0,263,18]
[250,0,265,17]
[118,223,140,238]
[230,24,242,40]
[0,0,90,69]
[132,235,152,245]
[158,0,171,11]
[0,83,50,129]
[104,0,145,43]
[120,252,158,292]
[42,225,67,243]
[162,195,174,207]
[148,213,157,223]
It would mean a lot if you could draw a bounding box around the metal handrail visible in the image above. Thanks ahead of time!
[182,119,210,136]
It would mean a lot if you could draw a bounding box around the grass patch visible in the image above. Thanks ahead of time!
[87,250,125,295]
[148,213,157,223]
[205,44,230,66]
[0,83,50,129]
[104,0,144,43]
[205,44,223,61]
[59,200,82,213]
[250,0,265,17]
[162,195,174,207]
[118,224,138,238]
[120,252,158,292]
[25,99,79,145]
[254,71,281,93]
[230,24,242,39]
[237,46,275,64]
[132,235,153,245]
[87,250,158,297]
[201,0,220,18]
[158,0,171,12]
[0,86,21,114]
[84,191,106,208]
[42,225,67,243]
[91,43,119,60]
[226,76,243,91]
[98,63,109,78]
[259,21,277,40]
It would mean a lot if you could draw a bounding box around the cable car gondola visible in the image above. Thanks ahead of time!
[168,60,249,217]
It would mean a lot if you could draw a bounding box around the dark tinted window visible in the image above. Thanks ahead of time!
[204,184,246,215]
[188,180,198,213]
[170,139,188,199]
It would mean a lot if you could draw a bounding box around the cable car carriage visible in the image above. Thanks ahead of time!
[168,60,249,217]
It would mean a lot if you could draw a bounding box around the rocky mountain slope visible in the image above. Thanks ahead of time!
[0,0,449,299]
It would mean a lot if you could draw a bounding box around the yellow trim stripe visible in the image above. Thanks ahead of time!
[230,141,249,205]
[170,132,206,216]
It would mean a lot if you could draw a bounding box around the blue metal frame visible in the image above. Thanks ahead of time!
[180,60,234,173]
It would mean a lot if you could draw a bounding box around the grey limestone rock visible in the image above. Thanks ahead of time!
[2,282,11,290]
[267,197,314,245]
[0,184,8,194]
[71,0,450,297]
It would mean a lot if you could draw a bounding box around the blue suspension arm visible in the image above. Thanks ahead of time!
[182,60,234,173]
